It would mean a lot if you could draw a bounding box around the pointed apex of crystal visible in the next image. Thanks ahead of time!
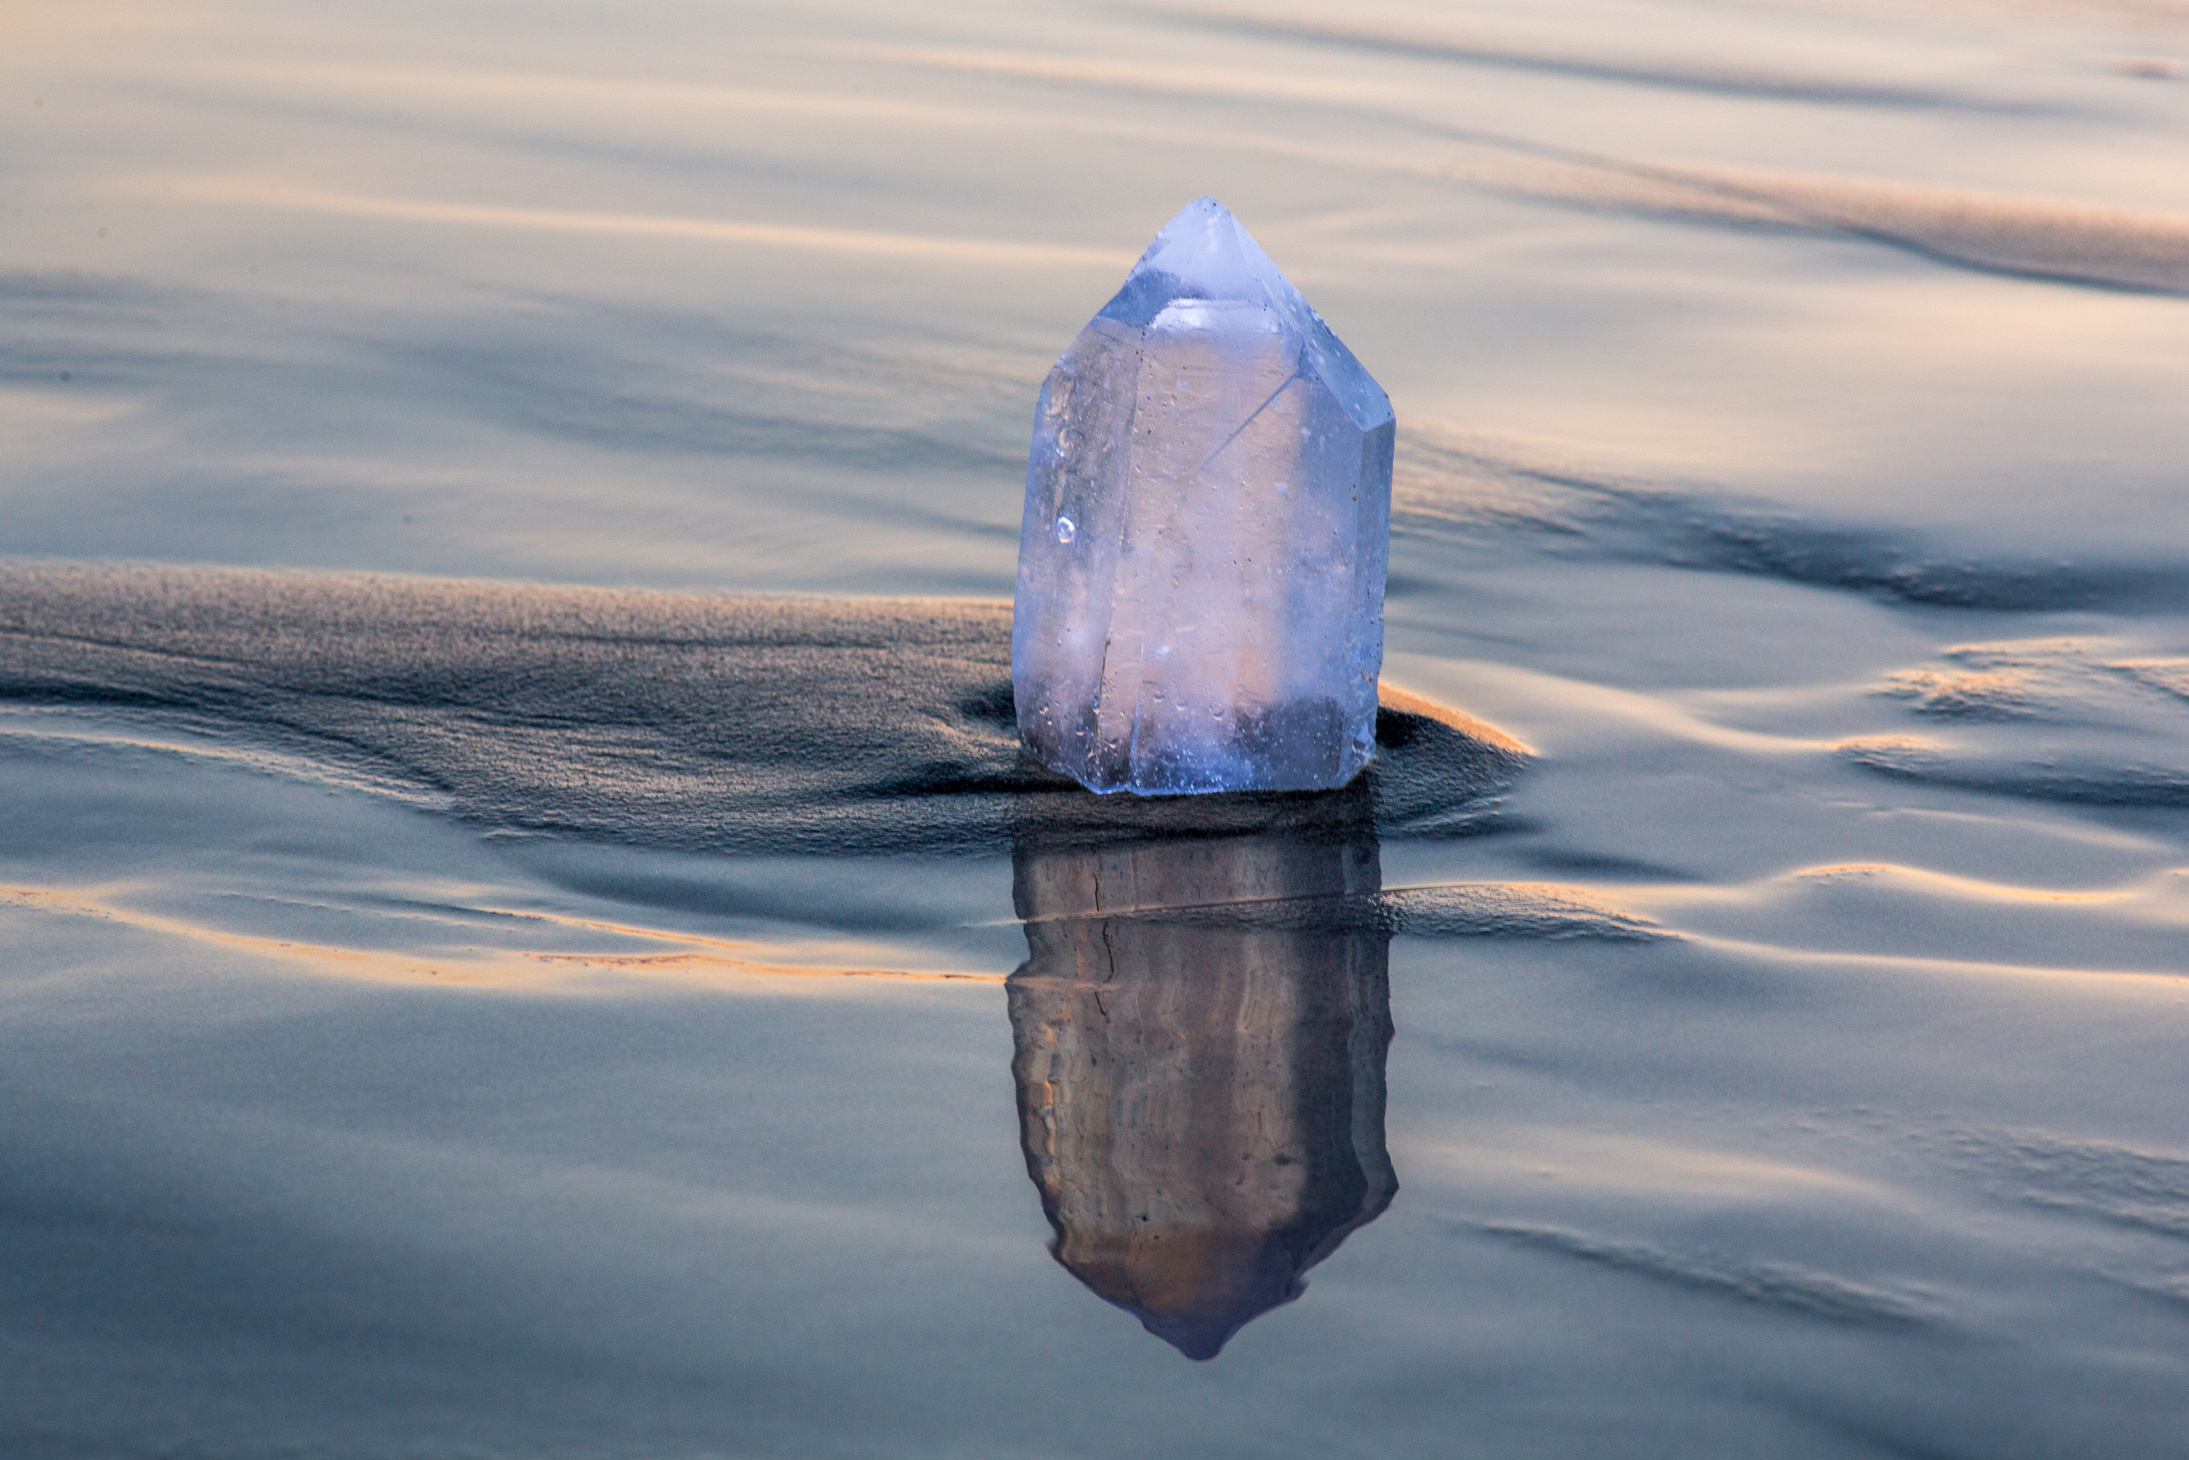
[1095,198,1387,435]
[1098,196,1301,326]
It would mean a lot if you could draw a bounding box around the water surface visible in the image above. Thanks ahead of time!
[5,1,2189,1454]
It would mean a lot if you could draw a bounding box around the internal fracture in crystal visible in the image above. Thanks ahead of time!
[1012,197,1396,795]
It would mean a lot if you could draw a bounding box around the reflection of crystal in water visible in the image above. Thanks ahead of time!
[1012,197,1396,796]
[1007,820,1396,1359]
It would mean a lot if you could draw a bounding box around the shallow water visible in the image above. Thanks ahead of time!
[6,0,2189,1454]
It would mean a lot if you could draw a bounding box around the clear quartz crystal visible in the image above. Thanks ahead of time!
[1012,197,1396,795]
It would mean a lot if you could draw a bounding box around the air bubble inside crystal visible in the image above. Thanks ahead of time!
[1010,197,1395,796]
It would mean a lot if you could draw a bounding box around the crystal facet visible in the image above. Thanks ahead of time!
[1012,197,1396,795]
